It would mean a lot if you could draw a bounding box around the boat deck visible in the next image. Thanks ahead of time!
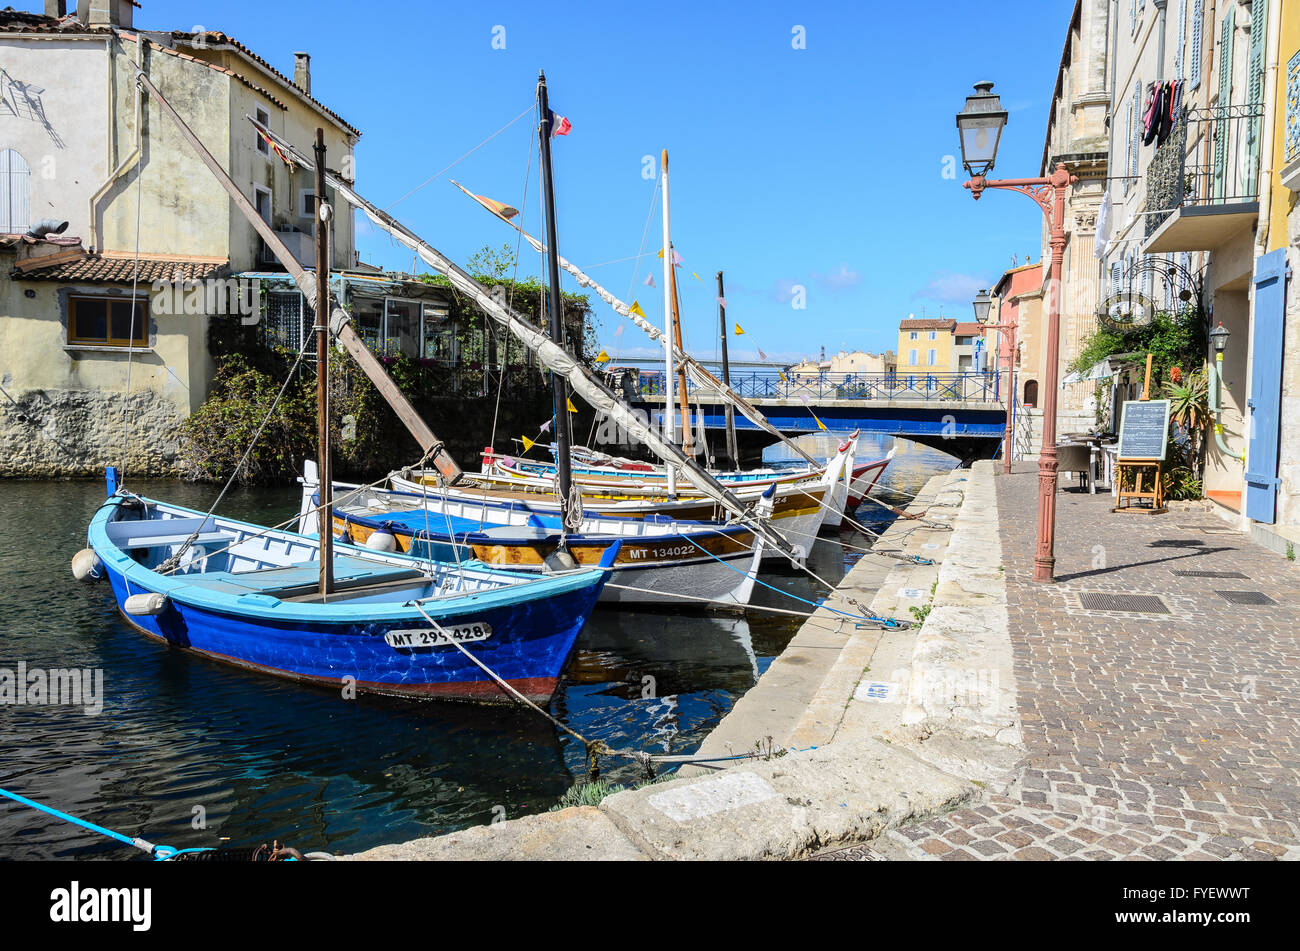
[176,556,426,599]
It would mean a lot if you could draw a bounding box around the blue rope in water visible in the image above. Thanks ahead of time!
[681,537,909,630]
[0,785,187,860]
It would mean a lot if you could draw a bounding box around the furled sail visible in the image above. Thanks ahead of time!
[450,181,821,467]
[245,119,798,559]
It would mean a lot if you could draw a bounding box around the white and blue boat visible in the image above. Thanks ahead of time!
[79,469,614,704]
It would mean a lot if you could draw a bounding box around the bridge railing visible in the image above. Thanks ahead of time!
[633,370,1000,402]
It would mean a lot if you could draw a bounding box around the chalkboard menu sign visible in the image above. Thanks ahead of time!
[1117,399,1170,460]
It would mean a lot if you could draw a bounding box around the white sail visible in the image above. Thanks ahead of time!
[449,181,821,467]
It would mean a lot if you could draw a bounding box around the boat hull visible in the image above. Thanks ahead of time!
[89,498,609,704]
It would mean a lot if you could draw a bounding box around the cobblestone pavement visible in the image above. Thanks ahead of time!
[820,465,1300,861]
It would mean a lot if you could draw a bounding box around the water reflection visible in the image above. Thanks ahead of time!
[0,435,956,857]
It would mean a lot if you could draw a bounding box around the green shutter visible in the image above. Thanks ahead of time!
[1244,0,1269,196]
[1214,8,1235,200]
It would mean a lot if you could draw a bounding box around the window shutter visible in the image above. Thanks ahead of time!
[1175,0,1187,79]
[1130,81,1142,185]
[1215,8,1236,199]
[0,149,30,234]
[1244,0,1268,195]
[1190,0,1204,89]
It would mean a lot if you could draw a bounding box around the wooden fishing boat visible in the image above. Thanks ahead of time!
[483,437,894,528]
[302,466,772,607]
[385,448,844,562]
[81,471,613,702]
[75,79,614,706]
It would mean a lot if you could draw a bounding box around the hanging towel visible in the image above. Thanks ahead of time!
[1142,82,1161,146]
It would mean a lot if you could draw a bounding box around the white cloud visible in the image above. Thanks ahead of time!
[916,271,990,303]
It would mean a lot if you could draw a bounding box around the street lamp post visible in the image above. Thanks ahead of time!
[957,81,1076,584]
[973,287,1018,477]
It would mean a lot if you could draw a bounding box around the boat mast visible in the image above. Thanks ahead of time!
[313,130,335,597]
[717,270,739,469]
[661,150,677,493]
[538,72,574,529]
[669,229,693,460]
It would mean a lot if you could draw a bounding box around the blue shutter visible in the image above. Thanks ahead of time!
[1190,0,1204,89]
[1245,249,1287,523]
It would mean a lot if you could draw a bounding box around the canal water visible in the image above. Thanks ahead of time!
[0,435,955,858]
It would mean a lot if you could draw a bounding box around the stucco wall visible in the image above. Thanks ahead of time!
[0,252,207,475]
[0,37,108,237]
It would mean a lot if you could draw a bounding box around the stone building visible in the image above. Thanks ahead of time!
[1103,0,1268,512]
[0,2,360,475]
[1039,0,1111,429]
[896,318,956,374]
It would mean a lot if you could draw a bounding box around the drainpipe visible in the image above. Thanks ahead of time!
[88,32,143,252]
[1208,344,1246,462]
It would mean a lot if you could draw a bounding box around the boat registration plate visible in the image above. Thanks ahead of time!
[384,623,493,649]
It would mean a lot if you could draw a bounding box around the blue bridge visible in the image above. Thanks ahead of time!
[615,366,1008,465]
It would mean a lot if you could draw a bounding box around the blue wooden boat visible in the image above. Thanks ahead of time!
[80,470,614,704]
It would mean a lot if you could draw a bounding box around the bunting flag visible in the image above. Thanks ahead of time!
[779,371,788,383]
[548,110,572,137]
[757,348,767,360]
[692,272,701,281]
[811,411,828,432]
[474,194,519,220]
[643,274,656,288]
[734,323,745,335]
[539,418,553,434]
[613,324,624,337]
[717,296,727,308]
[657,247,684,266]
[567,397,578,413]
[595,349,610,363]
[629,300,647,319]
[258,129,293,166]
[521,434,536,452]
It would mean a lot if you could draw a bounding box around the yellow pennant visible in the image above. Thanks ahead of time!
[811,411,827,432]
[734,323,745,335]
[629,300,647,319]
[692,272,701,281]
[567,398,578,413]
[521,434,535,451]
[596,349,610,363]
[779,371,788,383]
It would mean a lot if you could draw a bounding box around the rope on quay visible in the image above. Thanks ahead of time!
[412,603,826,779]
[0,786,327,861]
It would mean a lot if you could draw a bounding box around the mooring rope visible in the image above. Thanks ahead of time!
[0,785,321,860]
[412,603,824,777]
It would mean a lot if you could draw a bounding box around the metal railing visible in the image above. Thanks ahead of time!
[635,371,1000,403]
[1145,102,1264,237]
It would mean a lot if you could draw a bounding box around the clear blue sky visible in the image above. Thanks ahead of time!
[146,0,1075,363]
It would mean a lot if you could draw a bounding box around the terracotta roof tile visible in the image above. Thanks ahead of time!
[898,319,957,331]
[953,322,986,335]
[15,252,229,284]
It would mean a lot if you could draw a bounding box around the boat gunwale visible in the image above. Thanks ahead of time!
[88,495,609,625]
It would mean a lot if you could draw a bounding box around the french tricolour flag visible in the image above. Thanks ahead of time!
[548,110,572,137]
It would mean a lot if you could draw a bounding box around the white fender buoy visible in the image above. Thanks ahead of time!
[544,548,578,572]
[124,592,168,616]
[71,548,103,583]
[364,530,397,552]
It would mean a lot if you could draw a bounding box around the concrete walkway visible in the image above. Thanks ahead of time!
[820,464,1300,861]
[349,465,1018,860]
